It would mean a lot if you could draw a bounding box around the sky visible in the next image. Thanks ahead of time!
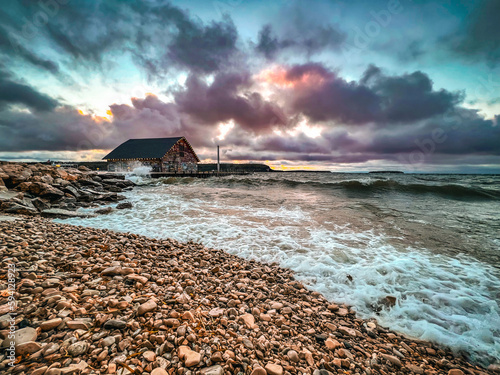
[0,0,499,172]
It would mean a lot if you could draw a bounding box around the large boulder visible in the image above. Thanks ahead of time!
[29,182,65,199]
[4,203,38,215]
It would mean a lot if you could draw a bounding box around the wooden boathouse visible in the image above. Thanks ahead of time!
[103,137,200,172]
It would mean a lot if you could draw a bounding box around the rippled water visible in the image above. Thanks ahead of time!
[58,172,500,366]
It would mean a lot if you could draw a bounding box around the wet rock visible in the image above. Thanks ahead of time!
[41,208,94,218]
[4,203,38,215]
[96,207,113,214]
[116,202,133,209]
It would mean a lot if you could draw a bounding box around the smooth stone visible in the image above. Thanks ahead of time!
[137,299,157,315]
[40,318,62,331]
[265,363,283,375]
[151,369,168,375]
[200,365,224,375]
[67,320,91,330]
[102,336,115,347]
[143,350,156,362]
[16,341,42,355]
[325,337,341,350]
[287,349,299,363]
[2,326,37,347]
[250,367,267,375]
[380,353,402,368]
[103,319,127,330]
[240,313,256,329]
[67,341,88,356]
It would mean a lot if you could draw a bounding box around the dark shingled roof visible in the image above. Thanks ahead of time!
[103,137,184,160]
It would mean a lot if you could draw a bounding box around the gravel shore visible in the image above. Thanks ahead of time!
[0,216,497,375]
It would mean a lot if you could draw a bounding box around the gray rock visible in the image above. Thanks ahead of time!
[116,201,133,209]
[67,340,88,356]
[1,326,37,347]
[103,319,127,330]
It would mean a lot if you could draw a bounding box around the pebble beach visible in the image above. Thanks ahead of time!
[1,215,498,375]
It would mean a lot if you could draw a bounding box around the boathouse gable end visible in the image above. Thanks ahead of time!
[103,137,200,172]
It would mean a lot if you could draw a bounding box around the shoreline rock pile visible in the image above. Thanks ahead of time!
[1,216,497,375]
[0,162,134,218]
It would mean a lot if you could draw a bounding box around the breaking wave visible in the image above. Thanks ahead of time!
[151,176,500,201]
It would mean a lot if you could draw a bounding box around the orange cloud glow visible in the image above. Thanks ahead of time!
[257,66,327,88]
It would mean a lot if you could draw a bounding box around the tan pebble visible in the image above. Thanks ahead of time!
[137,299,157,315]
[406,364,424,374]
[182,311,194,320]
[250,367,267,375]
[337,326,356,337]
[265,363,283,375]
[211,351,223,362]
[31,366,48,375]
[151,369,168,375]
[380,353,402,368]
[287,349,299,363]
[327,304,339,311]
[199,365,224,375]
[108,363,116,374]
[448,370,464,375]
[325,323,337,331]
[40,318,63,331]
[16,341,42,355]
[143,350,156,362]
[185,350,201,367]
[66,320,90,329]
[240,313,256,329]
[259,313,271,321]
[325,337,341,350]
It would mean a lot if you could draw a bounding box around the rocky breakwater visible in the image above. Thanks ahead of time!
[1,217,498,375]
[0,162,135,218]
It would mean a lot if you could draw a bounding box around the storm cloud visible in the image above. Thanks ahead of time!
[286,63,463,125]
[0,69,59,111]
[174,71,286,133]
[448,0,500,65]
